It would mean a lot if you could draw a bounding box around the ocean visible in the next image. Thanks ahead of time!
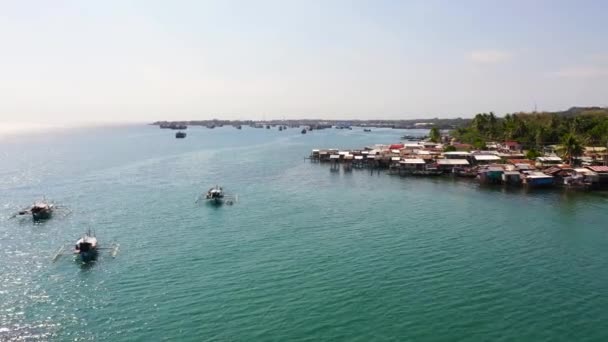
[2,125,608,341]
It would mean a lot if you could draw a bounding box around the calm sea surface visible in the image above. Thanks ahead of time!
[1,125,608,341]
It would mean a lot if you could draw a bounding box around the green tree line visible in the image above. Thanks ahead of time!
[450,108,608,163]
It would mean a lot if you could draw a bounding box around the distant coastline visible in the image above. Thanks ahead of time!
[151,118,466,130]
[151,106,608,130]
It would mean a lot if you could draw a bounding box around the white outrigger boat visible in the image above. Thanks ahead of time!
[52,229,119,264]
[206,186,224,203]
[196,185,237,205]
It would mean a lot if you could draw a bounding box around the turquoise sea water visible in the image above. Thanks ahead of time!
[2,125,608,341]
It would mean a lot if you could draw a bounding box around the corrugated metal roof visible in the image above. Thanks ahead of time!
[587,166,608,172]
[538,156,563,162]
[575,168,597,175]
[330,155,340,159]
[474,155,501,161]
[498,153,525,158]
[400,158,426,164]
[585,147,607,152]
[527,173,553,179]
[391,157,401,161]
[354,156,364,160]
[437,159,469,165]
[544,166,562,175]
[443,151,470,155]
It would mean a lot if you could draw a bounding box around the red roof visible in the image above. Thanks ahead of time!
[587,166,608,173]
[504,141,520,146]
[389,144,404,150]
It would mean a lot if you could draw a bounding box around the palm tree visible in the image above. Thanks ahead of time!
[503,114,515,140]
[472,114,485,133]
[487,112,497,140]
[535,126,545,150]
[429,127,441,143]
[559,133,584,165]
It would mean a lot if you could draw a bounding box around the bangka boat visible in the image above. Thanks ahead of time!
[196,186,238,205]
[74,229,99,262]
[363,128,372,132]
[31,202,53,220]
[11,199,68,221]
[52,230,119,264]
[175,131,187,138]
[205,185,224,203]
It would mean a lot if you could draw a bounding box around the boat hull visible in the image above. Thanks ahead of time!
[78,250,98,263]
[32,210,52,221]
[207,198,224,205]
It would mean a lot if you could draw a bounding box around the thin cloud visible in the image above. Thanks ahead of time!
[550,66,608,79]
[469,50,512,64]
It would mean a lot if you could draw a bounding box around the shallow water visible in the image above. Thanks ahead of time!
[1,125,608,341]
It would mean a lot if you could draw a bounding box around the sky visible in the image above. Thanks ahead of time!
[0,0,607,124]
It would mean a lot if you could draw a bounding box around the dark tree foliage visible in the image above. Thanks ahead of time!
[451,108,608,150]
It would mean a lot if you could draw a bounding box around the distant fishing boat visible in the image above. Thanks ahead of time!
[236,125,242,129]
[30,201,53,220]
[279,126,283,131]
[52,230,119,264]
[301,129,307,134]
[11,199,70,221]
[205,185,224,204]
[363,128,372,132]
[175,131,187,138]
[74,229,98,262]
[266,125,271,129]
[196,186,237,206]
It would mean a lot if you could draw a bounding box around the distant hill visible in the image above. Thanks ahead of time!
[513,106,608,118]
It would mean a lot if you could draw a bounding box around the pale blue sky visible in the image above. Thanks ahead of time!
[0,0,607,123]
